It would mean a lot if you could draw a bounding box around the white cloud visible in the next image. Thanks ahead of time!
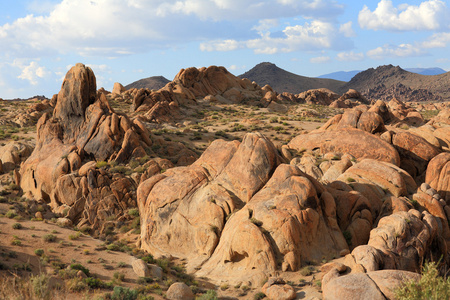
[339,21,356,37]
[310,56,330,63]
[0,0,345,58]
[422,32,450,48]
[228,64,246,71]
[202,20,352,54]
[367,44,426,59]
[359,0,450,31]
[337,51,364,61]
[200,40,241,52]
[15,60,49,85]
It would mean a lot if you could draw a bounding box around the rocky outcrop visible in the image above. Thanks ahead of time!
[344,210,446,273]
[19,63,193,233]
[287,128,400,166]
[322,269,421,300]
[138,132,350,285]
[132,66,266,122]
[425,153,450,201]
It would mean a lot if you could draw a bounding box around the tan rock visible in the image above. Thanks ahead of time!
[166,282,194,300]
[288,128,400,166]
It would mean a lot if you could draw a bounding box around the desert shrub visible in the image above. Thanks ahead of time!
[128,208,139,217]
[43,234,56,242]
[70,263,90,277]
[197,289,219,300]
[11,239,21,246]
[156,258,170,272]
[300,266,316,276]
[34,249,44,256]
[395,261,450,299]
[254,292,266,300]
[111,286,138,300]
[96,161,108,168]
[5,210,17,218]
[68,232,81,240]
[67,277,87,292]
[113,272,125,282]
[250,218,263,227]
[30,273,50,300]
[12,223,22,229]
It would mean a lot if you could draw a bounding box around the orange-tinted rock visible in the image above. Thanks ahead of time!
[288,128,400,166]
[425,152,450,201]
[391,131,440,174]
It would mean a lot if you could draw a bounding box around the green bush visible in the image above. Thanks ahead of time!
[111,286,138,300]
[12,222,22,229]
[254,292,266,300]
[43,234,56,242]
[31,274,50,300]
[68,232,81,240]
[6,210,17,218]
[34,249,44,256]
[197,289,219,300]
[395,261,450,299]
[70,263,90,277]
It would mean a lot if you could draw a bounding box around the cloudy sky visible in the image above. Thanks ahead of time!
[1,0,449,98]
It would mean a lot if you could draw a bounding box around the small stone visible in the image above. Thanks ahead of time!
[149,264,163,280]
[321,262,347,275]
[35,212,43,219]
[420,182,431,193]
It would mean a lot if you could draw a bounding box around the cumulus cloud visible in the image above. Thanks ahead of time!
[15,60,49,85]
[367,44,426,59]
[310,56,330,63]
[336,51,364,61]
[0,0,345,58]
[200,40,241,52]
[422,32,450,48]
[359,0,450,31]
[202,20,353,54]
[339,21,356,37]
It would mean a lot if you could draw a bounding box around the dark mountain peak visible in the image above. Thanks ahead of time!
[125,76,170,90]
[239,62,344,94]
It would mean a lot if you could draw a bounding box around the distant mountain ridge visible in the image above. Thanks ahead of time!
[125,76,170,90]
[339,65,450,101]
[238,62,344,94]
[318,67,447,82]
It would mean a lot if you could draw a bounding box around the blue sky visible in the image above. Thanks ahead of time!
[1,0,449,98]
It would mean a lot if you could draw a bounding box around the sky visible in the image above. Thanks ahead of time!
[0,0,450,99]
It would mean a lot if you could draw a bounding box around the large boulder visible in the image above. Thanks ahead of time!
[425,152,450,201]
[196,164,347,285]
[322,269,420,300]
[137,133,283,271]
[345,210,446,273]
[288,128,400,166]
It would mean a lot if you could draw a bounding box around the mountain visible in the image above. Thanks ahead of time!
[318,67,447,82]
[340,65,450,101]
[239,62,345,94]
[125,76,170,90]
[404,67,447,76]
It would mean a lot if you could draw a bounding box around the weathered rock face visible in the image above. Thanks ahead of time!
[19,63,190,233]
[425,152,450,201]
[296,88,340,106]
[0,142,33,172]
[196,164,347,285]
[345,210,446,273]
[138,132,349,285]
[138,133,282,270]
[322,269,420,300]
[288,128,400,166]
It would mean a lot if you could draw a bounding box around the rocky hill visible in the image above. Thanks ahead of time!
[0,62,449,300]
[125,76,170,90]
[239,62,345,94]
[340,65,450,102]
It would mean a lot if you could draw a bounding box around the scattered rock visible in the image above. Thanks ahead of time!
[166,282,194,300]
